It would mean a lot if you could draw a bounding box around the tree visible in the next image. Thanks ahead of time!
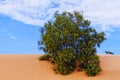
[38,11,106,76]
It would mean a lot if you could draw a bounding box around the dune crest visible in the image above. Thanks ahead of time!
[0,54,120,80]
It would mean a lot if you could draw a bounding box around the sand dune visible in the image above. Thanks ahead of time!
[0,54,120,80]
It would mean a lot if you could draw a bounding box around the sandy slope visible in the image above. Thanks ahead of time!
[0,54,120,80]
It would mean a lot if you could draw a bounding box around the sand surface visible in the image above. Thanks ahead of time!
[0,54,120,80]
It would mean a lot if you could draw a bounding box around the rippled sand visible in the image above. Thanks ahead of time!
[0,54,120,80]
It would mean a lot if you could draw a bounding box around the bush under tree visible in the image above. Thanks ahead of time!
[38,11,106,76]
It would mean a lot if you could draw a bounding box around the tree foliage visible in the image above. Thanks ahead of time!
[38,11,106,76]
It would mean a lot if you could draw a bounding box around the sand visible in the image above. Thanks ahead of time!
[0,54,120,80]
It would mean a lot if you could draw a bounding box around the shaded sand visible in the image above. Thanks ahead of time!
[0,54,120,80]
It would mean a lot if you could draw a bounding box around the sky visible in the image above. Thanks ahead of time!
[0,0,120,54]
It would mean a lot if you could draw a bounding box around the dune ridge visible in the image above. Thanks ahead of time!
[0,54,120,80]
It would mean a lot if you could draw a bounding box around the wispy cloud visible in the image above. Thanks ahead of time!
[0,0,120,32]
[0,27,8,33]
[9,35,18,39]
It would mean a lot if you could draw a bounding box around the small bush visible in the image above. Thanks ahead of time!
[85,62,101,76]
[39,54,51,60]
[55,64,75,75]
[105,51,114,55]
[87,55,100,64]
[54,49,75,75]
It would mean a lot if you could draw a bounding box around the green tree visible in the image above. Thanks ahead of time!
[38,11,106,76]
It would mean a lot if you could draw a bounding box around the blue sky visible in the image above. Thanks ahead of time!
[0,0,120,54]
[0,16,42,54]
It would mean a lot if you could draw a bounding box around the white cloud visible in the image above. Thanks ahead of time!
[81,0,120,31]
[9,35,18,39]
[0,0,120,32]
